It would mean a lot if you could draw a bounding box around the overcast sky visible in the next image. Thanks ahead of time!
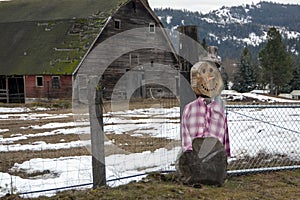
[148,0,300,13]
[0,0,299,13]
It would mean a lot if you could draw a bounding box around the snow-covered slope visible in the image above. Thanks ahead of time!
[154,2,300,59]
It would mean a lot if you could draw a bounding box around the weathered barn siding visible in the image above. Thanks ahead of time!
[25,75,72,102]
[74,0,179,101]
[178,25,200,84]
[101,48,178,99]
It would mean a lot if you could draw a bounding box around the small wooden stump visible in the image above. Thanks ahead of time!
[177,137,228,186]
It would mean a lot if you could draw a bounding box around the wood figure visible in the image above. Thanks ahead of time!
[177,60,230,186]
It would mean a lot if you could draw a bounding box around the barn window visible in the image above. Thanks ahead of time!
[114,19,121,29]
[149,23,155,33]
[52,76,60,89]
[36,76,44,87]
[130,54,139,67]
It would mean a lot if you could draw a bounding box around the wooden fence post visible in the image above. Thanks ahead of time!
[88,76,106,188]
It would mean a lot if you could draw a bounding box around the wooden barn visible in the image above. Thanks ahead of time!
[73,0,179,101]
[0,0,179,103]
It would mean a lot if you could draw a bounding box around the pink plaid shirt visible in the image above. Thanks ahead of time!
[181,97,231,157]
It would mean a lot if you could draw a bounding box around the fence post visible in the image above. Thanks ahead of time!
[6,77,9,103]
[179,72,196,139]
[88,76,106,188]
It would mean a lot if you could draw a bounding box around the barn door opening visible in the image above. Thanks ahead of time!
[0,76,8,103]
[8,76,25,103]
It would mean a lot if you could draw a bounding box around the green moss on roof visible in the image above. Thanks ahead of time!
[0,0,129,75]
[0,0,128,22]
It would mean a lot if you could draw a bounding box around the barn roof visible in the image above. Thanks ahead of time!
[291,90,300,96]
[0,0,130,75]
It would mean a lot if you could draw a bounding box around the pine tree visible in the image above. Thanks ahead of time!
[258,27,294,95]
[290,64,300,91]
[220,66,229,90]
[201,38,207,50]
[232,47,256,92]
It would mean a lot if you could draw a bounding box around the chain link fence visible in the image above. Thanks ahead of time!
[1,101,300,197]
[226,104,300,174]
[101,100,300,179]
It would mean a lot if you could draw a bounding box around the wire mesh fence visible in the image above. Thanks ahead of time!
[0,100,300,197]
[101,100,300,181]
[226,104,300,173]
[0,105,91,197]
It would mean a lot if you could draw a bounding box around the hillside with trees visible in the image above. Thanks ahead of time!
[154,1,300,93]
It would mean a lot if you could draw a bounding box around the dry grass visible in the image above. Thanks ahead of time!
[106,133,178,153]
[2,169,299,200]
[103,98,179,113]
[228,152,300,170]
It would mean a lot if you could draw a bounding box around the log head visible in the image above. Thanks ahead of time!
[190,61,223,98]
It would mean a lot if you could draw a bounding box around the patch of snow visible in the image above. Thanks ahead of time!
[285,30,300,40]
[276,27,300,40]
[1,147,180,197]
[0,113,72,120]
[0,140,91,152]
[224,31,268,47]
[0,129,9,133]
[0,107,30,113]
[0,127,90,144]
[212,7,252,25]
[241,32,267,47]
[0,107,50,113]
[26,121,88,130]
[166,15,172,24]
[208,33,219,40]
[222,90,300,103]
[202,17,216,24]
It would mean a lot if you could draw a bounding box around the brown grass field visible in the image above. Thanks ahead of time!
[2,169,300,200]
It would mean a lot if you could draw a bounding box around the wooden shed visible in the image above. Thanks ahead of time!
[291,90,300,100]
[0,0,178,103]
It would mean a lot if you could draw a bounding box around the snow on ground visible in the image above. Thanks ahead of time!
[211,7,252,25]
[0,129,8,133]
[103,106,180,139]
[0,93,299,197]
[0,140,91,152]
[1,127,89,144]
[0,147,181,198]
[0,107,49,113]
[222,90,300,103]
[228,107,300,160]
[166,15,173,24]
[26,121,87,130]
[0,113,72,120]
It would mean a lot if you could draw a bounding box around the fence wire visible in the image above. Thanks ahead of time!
[1,102,300,197]
[226,104,300,173]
